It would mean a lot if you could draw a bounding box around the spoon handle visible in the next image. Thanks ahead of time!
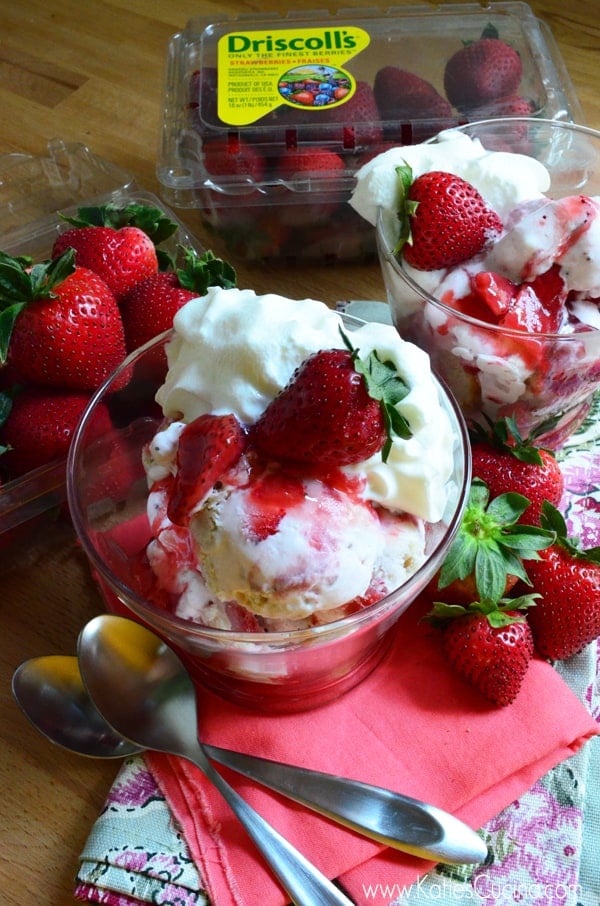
[187,747,355,906]
[205,744,487,865]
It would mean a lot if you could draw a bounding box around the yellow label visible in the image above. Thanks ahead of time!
[216,26,370,126]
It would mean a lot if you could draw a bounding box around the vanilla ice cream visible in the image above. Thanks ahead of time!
[142,288,460,630]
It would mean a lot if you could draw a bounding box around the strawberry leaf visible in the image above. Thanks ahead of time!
[340,327,413,460]
[59,203,179,244]
[176,248,237,294]
[469,413,560,465]
[540,501,600,563]
[392,162,419,257]
[0,249,76,362]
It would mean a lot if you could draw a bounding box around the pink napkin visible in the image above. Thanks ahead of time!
[141,595,598,906]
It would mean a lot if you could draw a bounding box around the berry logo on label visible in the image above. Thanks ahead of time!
[278,65,354,108]
[217,26,370,126]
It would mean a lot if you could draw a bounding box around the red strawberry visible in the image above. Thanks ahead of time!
[0,388,112,477]
[52,204,176,302]
[276,146,345,181]
[122,272,195,355]
[526,503,600,660]
[167,413,248,526]
[319,80,384,149]
[286,81,383,150]
[374,67,455,142]
[431,478,555,605]
[427,597,536,706]
[467,94,536,121]
[251,331,412,466]
[2,252,127,392]
[444,35,522,110]
[202,136,266,182]
[122,249,236,350]
[395,164,503,271]
[469,416,564,525]
[276,147,346,226]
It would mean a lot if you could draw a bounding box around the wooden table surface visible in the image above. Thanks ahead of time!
[1,2,599,903]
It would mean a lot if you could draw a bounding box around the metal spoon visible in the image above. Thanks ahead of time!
[11,652,487,867]
[76,614,353,906]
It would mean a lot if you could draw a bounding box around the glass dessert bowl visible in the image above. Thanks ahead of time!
[366,118,600,449]
[67,292,470,712]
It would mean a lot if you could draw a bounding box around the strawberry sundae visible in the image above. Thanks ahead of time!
[139,287,460,631]
[350,122,600,446]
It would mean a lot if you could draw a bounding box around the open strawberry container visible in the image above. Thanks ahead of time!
[0,139,204,548]
[157,1,582,264]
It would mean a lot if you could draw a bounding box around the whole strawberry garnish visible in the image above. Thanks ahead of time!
[526,503,600,660]
[167,413,248,526]
[427,596,536,706]
[250,329,412,467]
[470,416,564,525]
[433,478,555,605]
[444,28,522,110]
[0,387,112,477]
[52,203,178,301]
[0,250,127,391]
[394,164,503,271]
[121,248,237,355]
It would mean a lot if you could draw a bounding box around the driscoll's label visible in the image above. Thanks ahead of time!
[216,26,370,126]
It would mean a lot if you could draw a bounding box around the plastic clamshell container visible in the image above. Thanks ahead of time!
[157,1,582,263]
[0,139,203,544]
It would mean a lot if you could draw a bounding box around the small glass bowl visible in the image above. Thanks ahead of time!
[377,118,600,449]
[67,328,470,713]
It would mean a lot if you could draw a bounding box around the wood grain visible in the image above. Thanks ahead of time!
[0,2,598,903]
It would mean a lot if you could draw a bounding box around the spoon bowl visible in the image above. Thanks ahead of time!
[12,655,141,759]
[12,647,488,867]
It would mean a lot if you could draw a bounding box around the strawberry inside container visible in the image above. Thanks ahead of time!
[156,2,582,264]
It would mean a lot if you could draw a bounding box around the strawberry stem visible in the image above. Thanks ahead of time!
[437,478,556,603]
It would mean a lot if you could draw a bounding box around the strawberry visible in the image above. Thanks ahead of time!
[526,503,600,660]
[466,94,536,121]
[444,29,522,111]
[394,164,503,271]
[121,249,237,355]
[373,67,454,142]
[52,203,177,301]
[0,250,127,392]
[320,80,384,149]
[167,413,248,526]
[0,387,112,477]
[250,330,412,467]
[202,136,266,182]
[432,478,555,605]
[469,416,564,525]
[427,596,536,706]
[275,147,346,226]
[276,146,345,181]
[286,81,383,150]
